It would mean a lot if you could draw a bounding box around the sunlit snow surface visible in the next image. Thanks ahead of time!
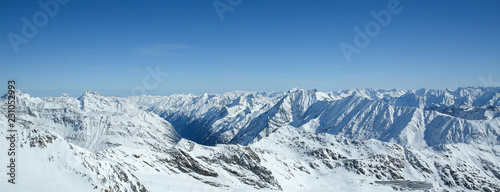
[1,87,500,191]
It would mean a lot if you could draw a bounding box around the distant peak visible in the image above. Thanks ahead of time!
[288,87,302,93]
[79,91,103,100]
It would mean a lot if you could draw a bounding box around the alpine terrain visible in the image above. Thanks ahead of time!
[1,87,500,191]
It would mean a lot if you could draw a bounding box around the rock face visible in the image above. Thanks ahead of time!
[1,87,499,191]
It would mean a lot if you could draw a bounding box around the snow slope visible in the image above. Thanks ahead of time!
[14,91,180,152]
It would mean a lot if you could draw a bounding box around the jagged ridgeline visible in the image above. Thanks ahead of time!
[1,87,499,191]
[131,87,500,147]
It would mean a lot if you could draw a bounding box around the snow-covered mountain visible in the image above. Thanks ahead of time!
[1,87,500,191]
[14,91,181,152]
[129,87,500,148]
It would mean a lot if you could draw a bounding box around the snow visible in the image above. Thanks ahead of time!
[1,87,500,191]
[0,130,99,192]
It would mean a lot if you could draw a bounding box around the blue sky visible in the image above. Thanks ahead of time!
[1,0,499,97]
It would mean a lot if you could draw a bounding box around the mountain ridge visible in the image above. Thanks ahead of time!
[124,87,500,147]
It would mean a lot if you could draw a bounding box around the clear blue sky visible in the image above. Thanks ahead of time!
[1,0,499,97]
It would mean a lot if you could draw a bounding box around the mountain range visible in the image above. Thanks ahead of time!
[1,87,499,191]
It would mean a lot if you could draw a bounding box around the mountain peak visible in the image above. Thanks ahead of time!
[79,91,103,99]
[290,87,300,92]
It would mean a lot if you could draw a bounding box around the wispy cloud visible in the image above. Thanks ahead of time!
[31,64,50,69]
[89,66,103,71]
[132,43,191,56]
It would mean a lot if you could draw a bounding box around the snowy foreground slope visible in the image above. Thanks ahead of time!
[1,87,500,191]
